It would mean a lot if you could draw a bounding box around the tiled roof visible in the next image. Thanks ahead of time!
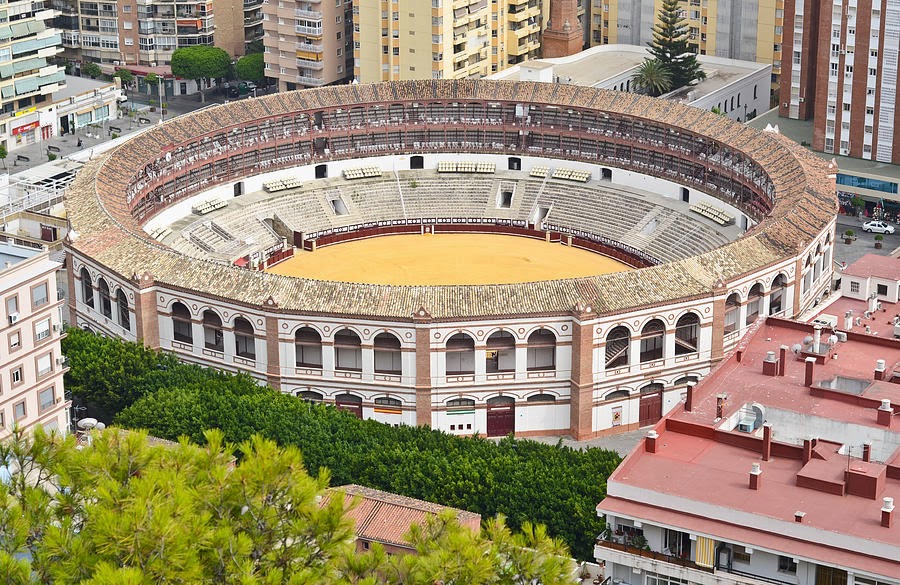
[323,484,481,547]
[65,80,836,319]
[842,254,900,281]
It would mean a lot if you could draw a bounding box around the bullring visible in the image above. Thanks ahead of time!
[65,80,837,438]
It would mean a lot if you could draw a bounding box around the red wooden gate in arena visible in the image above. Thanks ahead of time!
[486,396,515,437]
[639,384,663,427]
[335,393,363,419]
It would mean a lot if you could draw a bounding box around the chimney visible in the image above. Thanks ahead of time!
[804,356,816,387]
[863,441,872,463]
[762,423,772,461]
[762,351,779,376]
[794,511,805,523]
[813,325,822,353]
[685,383,694,412]
[882,497,894,528]
[645,430,659,453]
[802,438,812,464]
[877,399,893,427]
[875,359,887,381]
[778,345,788,376]
[844,311,854,331]
[749,462,762,490]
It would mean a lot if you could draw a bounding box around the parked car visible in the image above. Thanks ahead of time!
[862,220,895,234]
[240,81,257,91]
[227,85,240,98]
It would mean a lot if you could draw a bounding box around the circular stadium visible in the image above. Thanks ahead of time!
[65,80,837,439]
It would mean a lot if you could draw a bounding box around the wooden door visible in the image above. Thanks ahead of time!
[486,396,515,437]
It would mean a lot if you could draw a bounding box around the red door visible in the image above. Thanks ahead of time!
[639,391,662,427]
[335,394,363,419]
[486,396,515,437]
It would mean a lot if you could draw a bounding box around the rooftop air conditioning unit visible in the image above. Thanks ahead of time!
[8,312,18,324]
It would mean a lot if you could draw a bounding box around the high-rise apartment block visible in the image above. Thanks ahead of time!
[587,0,785,90]
[352,0,560,83]
[0,248,69,439]
[779,0,899,163]
[0,0,65,148]
[263,0,353,91]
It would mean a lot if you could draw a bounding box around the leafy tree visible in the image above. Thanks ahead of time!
[647,0,705,90]
[631,59,673,97]
[144,72,159,87]
[62,329,620,559]
[235,53,265,82]
[0,143,7,169]
[246,39,265,55]
[113,68,134,87]
[0,427,576,584]
[170,46,231,103]
[82,62,102,79]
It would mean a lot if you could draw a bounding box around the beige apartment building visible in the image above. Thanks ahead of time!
[0,246,69,439]
[588,0,784,91]
[354,0,563,83]
[263,0,353,91]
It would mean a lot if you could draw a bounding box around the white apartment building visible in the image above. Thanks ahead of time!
[0,245,69,438]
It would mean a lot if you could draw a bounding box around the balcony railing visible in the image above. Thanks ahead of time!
[297,58,323,70]
[297,75,325,86]
[295,8,322,19]
[297,42,323,53]
[595,539,714,574]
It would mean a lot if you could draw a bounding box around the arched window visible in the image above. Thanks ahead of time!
[724,293,740,333]
[116,289,130,331]
[171,302,192,343]
[486,330,515,373]
[98,278,112,319]
[374,396,402,407]
[446,333,475,375]
[374,332,402,374]
[526,393,557,402]
[604,389,630,401]
[605,326,630,369]
[674,313,699,356]
[526,328,556,371]
[447,397,475,409]
[334,329,362,371]
[769,274,787,315]
[295,327,323,368]
[203,310,224,351]
[745,284,763,325]
[297,390,324,402]
[234,317,255,359]
[80,267,94,308]
[640,319,665,363]
[674,375,700,386]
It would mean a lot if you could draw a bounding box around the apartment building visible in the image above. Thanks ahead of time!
[215,0,264,58]
[353,0,557,83]
[588,0,784,90]
[0,246,69,439]
[0,0,65,151]
[262,0,353,91]
[595,317,900,585]
[779,0,899,164]
[50,0,238,68]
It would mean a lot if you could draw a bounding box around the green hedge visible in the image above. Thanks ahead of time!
[63,328,619,559]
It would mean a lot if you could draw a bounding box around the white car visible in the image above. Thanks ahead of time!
[862,220,895,234]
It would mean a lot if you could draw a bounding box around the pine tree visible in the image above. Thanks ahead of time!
[647,0,705,90]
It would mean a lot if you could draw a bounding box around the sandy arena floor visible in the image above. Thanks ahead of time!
[266,233,631,285]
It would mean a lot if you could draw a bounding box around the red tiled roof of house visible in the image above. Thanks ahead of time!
[842,254,900,281]
[323,484,481,548]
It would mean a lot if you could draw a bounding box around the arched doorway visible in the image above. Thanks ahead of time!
[486,395,515,437]
[334,393,363,418]
[639,383,664,427]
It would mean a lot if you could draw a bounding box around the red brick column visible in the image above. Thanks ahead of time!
[413,307,433,428]
[132,272,160,348]
[265,314,281,390]
[569,305,595,440]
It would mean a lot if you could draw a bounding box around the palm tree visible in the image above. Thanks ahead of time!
[631,59,673,97]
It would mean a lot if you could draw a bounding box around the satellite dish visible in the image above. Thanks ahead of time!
[76,417,98,430]
[95,422,106,430]
[802,335,814,345]
[791,344,802,355]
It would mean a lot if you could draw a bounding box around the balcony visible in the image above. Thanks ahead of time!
[243,0,263,7]
[297,58,323,70]
[296,41,323,53]
[297,74,325,86]
[295,25,322,35]
[295,8,322,19]
[244,13,262,25]
[595,539,713,575]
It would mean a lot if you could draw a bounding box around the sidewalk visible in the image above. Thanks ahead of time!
[7,86,275,176]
